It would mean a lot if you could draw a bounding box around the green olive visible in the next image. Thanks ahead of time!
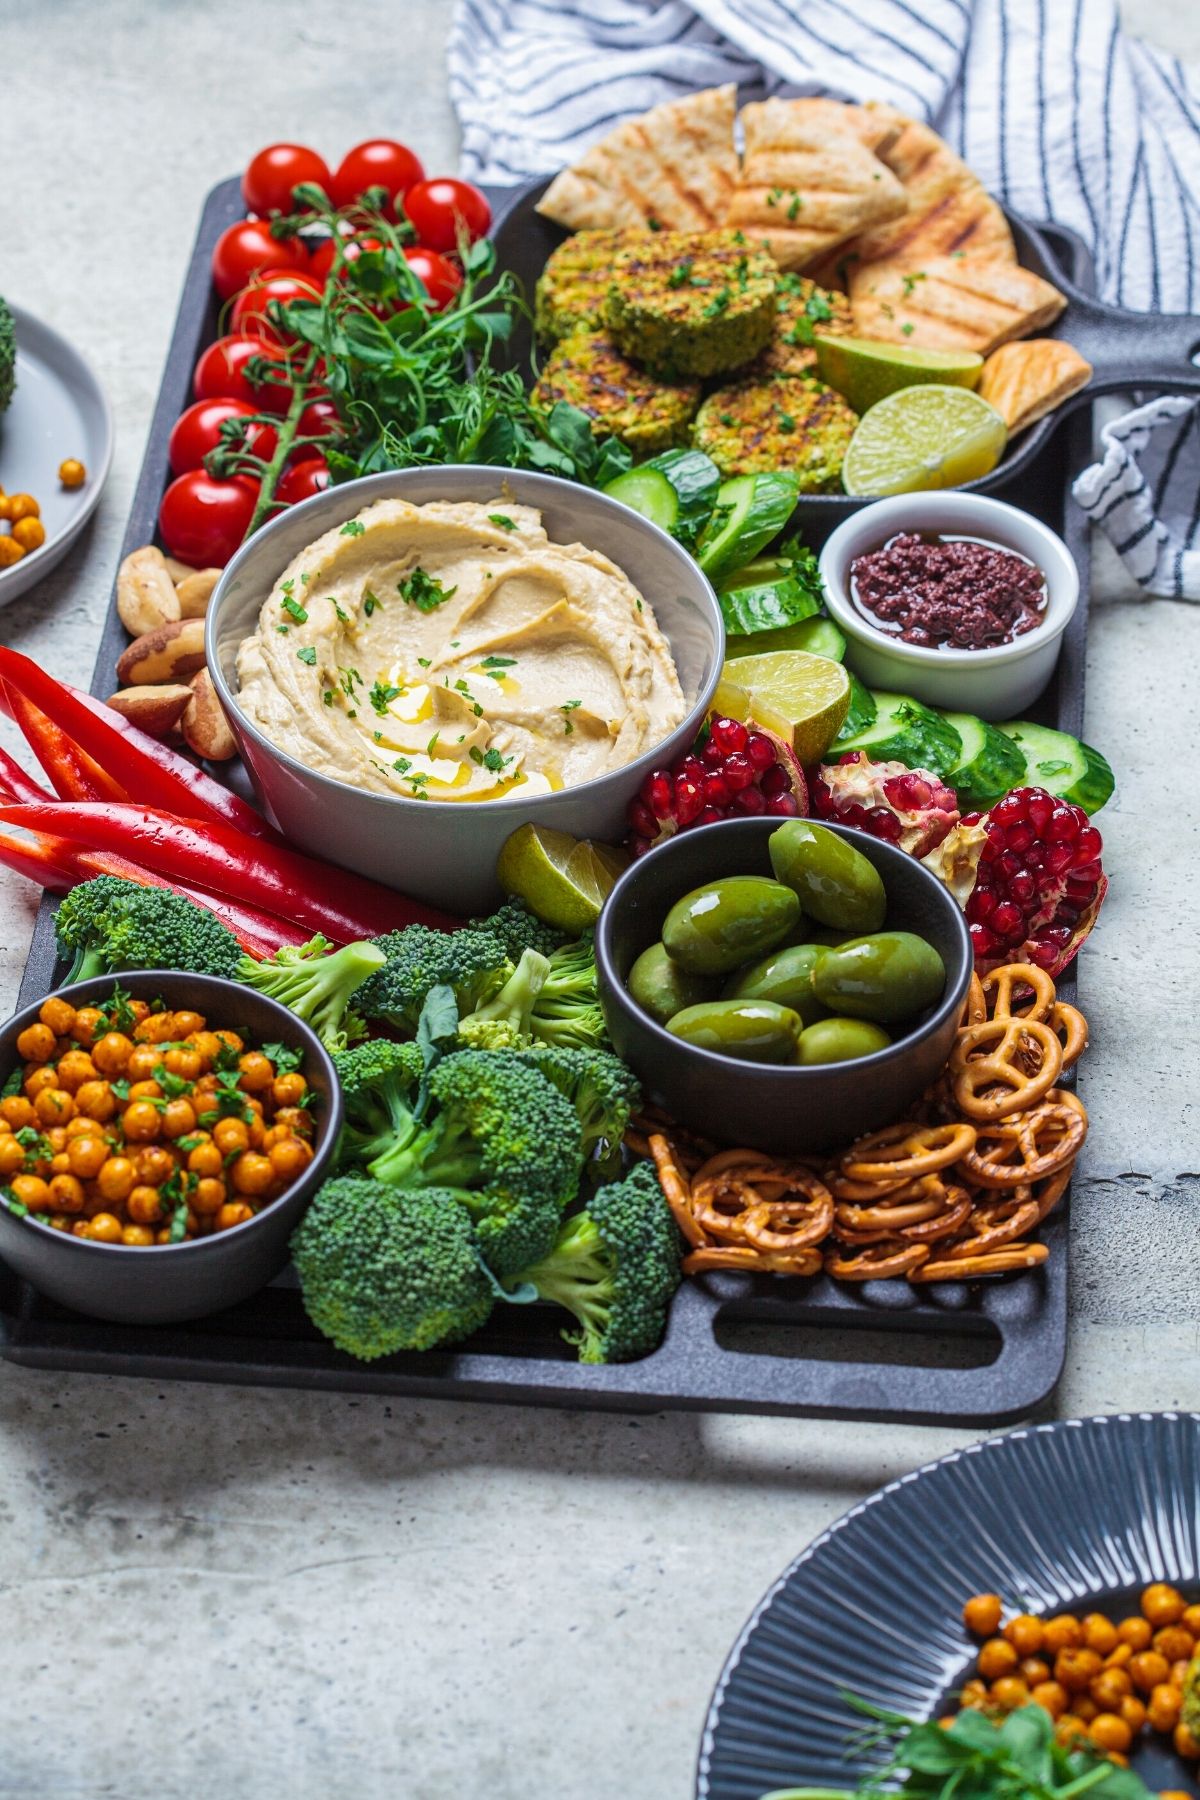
[662,876,801,976]
[628,942,716,1026]
[722,943,830,1026]
[768,820,887,934]
[797,1017,892,1065]
[666,998,802,1063]
[811,931,946,1025]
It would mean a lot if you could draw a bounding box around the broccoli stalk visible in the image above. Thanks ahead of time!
[528,933,608,1052]
[465,947,550,1041]
[54,876,243,984]
[236,935,384,1054]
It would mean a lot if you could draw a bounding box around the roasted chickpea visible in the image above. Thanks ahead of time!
[47,1174,85,1213]
[978,1638,1019,1680]
[171,1010,205,1039]
[187,1141,223,1179]
[126,1187,164,1225]
[268,1137,312,1182]
[274,1106,313,1138]
[84,1213,123,1243]
[74,1079,116,1123]
[1174,1722,1200,1758]
[133,1012,177,1045]
[1031,1680,1068,1720]
[16,1022,56,1063]
[126,1045,163,1083]
[215,1201,255,1231]
[161,1098,197,1139]
[1074,1696,1099,1723]
[1087,1710,1132,1752]
[96,1157,136,1204]
[1153,1626,1194,1664]
[163,1047,202,1082]
[246,1116,267,1151]
[90,1031,133,1077]
[49,1152,71,1176]
[186,1031,222,1065]
[1004,1615,1045,1656]
[34,1088,74,1127]
[1171,1659,1193,1687]
[192,1178,226,1216]
[1183,1605,1200,1636]
[10,1175,51,1211]
[69,1007,104,1048]
[213,1117,249,1157]
[12,517,46,552]
[1081,1614,1119,1656]
[1043,1615,1084,1654]
[39,996,76,1036]
[1104,1642,1133,1670]
[23,1066,58,1098]
[1119,1618,1154,1652]
[1055,1648,1103,1692]
[66,1135,110,1180]
[7,494,39,523]
[213,1030,243,1056]
[1148,1683,1182,1733]
[0,1137,25,1176]
[121,1225,156,1247]
[1055,1715,1088,1746]
[990,1677,1029,1712]
[122,1100,161,1142]
[43,1126,67,1153]
[134,1146,175,1186]
[271,1071,308,1108]
[70,1220,90,1237]
[1143,1584,1187,1627]
[958,1678,989,1708]
[230,1151,273,1196]
[127,1079,163,1101]
[1020,1657,1051,1687]
[56,1049,99,1092]
[1118,1694,1146,1731]
[0,1095,34,1130]
[127,1001,150,1025]
[1162,1792,1196,1800]
[63,1115,94,1139]
[1090,1669,1132,1710]
[59,459,87,489]
[1130,1651,1171,1694]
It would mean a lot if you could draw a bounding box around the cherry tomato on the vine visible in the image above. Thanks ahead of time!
[168,399,278,477]
[211,220,306,301]
[329,139,425,217]
[275,457,332,507]
[402,178,491,253]
[402,245,462,311]
[230,271,323,342]
[159,470,258,567]
[193,334,291,412]
[293,399,343,457]
[242,143,332,217]
[308,224,358,283]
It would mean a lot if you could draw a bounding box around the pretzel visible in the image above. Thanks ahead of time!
[647,1134,708,1249]
[1049,1002,1088,1070]
[983,962,1056,1022]
[909,1242,1049,1281]
[841,1121,976,1184]
[942,1195,1041,1257]
[1028,1164,1074,1224]
[962,973,987,1027]
[682,1245,822,1277]
[896,1190,974,1244]
[690,1178,760,1245]
[824,1241,930,1281]
[956,1099,1086,1189]
[740,1190,834,1252]
[950,1017,1063,1119]
[835,1183,950,1235]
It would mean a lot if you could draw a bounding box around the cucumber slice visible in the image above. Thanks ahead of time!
[696,472,800,582]
[943,711,1028,808]
[834,690,962,779]
[603,466,679,535]
[996,721,1115,814]
[643,448,720,549]
[718,568,822,640]
[840,671,878,740]
[725,615,847,662]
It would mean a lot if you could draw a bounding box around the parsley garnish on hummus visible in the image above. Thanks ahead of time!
[296,646,317,666]
[370,679,402,714]
[340,520,366,537]
[561,699,581,734]
[487,513,517,531]
[399,567,456,612]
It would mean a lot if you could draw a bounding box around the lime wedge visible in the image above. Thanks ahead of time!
[714,651,851,764]
[496,824,629,931]
[842,386,1008,498]
[816,335,983,414]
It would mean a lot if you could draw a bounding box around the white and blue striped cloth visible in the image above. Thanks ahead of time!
[448,0,1200,597]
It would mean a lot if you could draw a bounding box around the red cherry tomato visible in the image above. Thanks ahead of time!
[168,399,278,477]
[193,333,291,412]
[402,246,463,311]
[211,220,306,301]
[293,399,342,458]
[402,178,491,253]
[230,271,324,341]
[330,139,425,217]
[159,471,258,567]
[275,457,332,506]
[242,143,332,217]
[308,224,357,283]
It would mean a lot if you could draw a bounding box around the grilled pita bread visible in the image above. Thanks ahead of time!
[724,100,909,271]
[536,84,738,232]
[844,106,1015,269]
[850,255,1067,355]
[978,338,1092,433]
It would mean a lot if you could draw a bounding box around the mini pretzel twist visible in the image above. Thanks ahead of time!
[682,1245,822,1277]
[841,1121,977,1184]
[1049,1002,1088,1070]
[942,1195,1041,1257]
[950,1017,1063,1119]
[983,962,1057,1022]
[896,1189,974,1244]
[908,1242,1049,1281]
[739,1190,834,1252]
[647,1134,707,1249]
[823,1241,931,1281]
[956,1099,1086,1188]
[962,973,987,1027]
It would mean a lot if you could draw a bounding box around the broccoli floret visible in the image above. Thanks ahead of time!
[464,947,550,1044]
[517,1044,640,1165]
[356,923,512,1035]
[371,1049,583,1278]
[54,877,242,984]
[456,1016,529,1052]
[474,897,568,962]
[235,935,383,1055]
[527,931,608,1050]
[510,1161,681,1363]
[291,1175,494,1359]
[333,1038,424,1171]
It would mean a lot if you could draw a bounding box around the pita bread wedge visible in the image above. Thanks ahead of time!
[536,84,738,232]
[978,338,1092,433]
[850,255,1067,355]
[847,106,1015,268]
[744,97,902,161]
[724,100,909,271]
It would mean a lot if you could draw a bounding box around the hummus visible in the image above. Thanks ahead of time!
[235,497,686,803]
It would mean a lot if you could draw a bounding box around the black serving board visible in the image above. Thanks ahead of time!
[0,178,1106,1422]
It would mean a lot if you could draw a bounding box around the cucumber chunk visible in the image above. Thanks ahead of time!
[726,615,847,662]
[643,448,720,549]
[696,472,800,582]
[840,671,878,740]
[603,466,679,535]
[996,721,1115,814]
[834,690,962,779]
[943,711,1028,807]
[718,566,822,640]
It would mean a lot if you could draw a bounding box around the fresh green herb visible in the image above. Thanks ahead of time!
[787,192,803,221]
[370,679,401,715]
[487,513,517,531]
[275,624,290,634]
[901,271,927,297]
[399,567,456,612]
[97,985,137,1034]
[703,288,731,320]
[363,590,379,618]
[152,1063,191,1100]
[297,645,318,666]
[778,411,796,431]
[334,603,350,623]
[767,187,782,208]
[392,757,412,775]
[901,323,915,336]
[340,519,366,537]
[720,412,735,427]
[426,732,440,757]
[281,594,308,623]
[372,730,383,743]
[300,571,311,584]
[647,217,662,232]
[667,260,694,289]
[261,1041,304,1077]
[482,747,507,773]
[323,689,334,706]
[560,699,581,734]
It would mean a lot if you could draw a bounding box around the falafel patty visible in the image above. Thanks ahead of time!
[534,228,650,343]
[604,231,777,378]
[756,274,854,377]
[693,374,858,489]
[533,330,702,455]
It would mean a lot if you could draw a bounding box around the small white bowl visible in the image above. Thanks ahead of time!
[818,493,1079,721]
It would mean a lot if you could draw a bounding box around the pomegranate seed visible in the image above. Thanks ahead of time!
[645,771,673,819]
[1004,823,1034,853]
[703,773,732,809]
[997,851,1020,882]
[980,833,1003,864]
[746,732,776,771]
[1044,925,1073,949]
[1009,870,1036,905]
[967,888,996,924]
[970,922,998,958]
[1027,937,1059,969]
[991,900,1024,940]
[843,803,869,826]
[1074,826,1102,863]
[724,752,754,792]
[1028,792,1054,834]
[1048,805,1080,841]
[766,793,799,816]
[1055,904,1081,927]
[701,737,726,768]
[709,716,748,755]
[760,764,789,797]
[961,812,983,826]
[865,807,902,842]
[1044,843,1074,876]
[1069,858,1101,883]
[674,776,704,825]
[1065,876,1097,904]
[734,784,766,814]
[885,772,933,810]
[695,806,723,827]
[811,776,831,806]
[628,799,657,839]
[992,793,1028,827]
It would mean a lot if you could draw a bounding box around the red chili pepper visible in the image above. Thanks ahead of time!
[0,826,80,889]
[0,802,460,940]
[3,683,130,803]
[0,744,53,805]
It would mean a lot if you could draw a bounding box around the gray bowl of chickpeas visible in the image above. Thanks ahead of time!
[0,972,341,1324]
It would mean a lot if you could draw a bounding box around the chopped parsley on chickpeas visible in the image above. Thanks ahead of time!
[0,987,315,1245]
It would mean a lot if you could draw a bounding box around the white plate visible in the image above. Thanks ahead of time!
[0,303,114,608]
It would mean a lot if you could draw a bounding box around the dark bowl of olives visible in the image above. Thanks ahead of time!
[595,817,972,1155]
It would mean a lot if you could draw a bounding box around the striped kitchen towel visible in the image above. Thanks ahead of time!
[448,0,1200,598]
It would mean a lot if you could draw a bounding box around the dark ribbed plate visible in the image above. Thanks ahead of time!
[699,1413,1200,1798]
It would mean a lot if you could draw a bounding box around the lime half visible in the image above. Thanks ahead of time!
[496,823,629,932]
[842,386,1008,497]
[714,650,851,763]
[816,335,983,414]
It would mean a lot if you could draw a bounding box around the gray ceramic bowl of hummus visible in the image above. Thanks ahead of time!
[206,466,724,915]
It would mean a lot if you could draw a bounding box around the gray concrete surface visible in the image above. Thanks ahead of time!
[0,5,1197,1797]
